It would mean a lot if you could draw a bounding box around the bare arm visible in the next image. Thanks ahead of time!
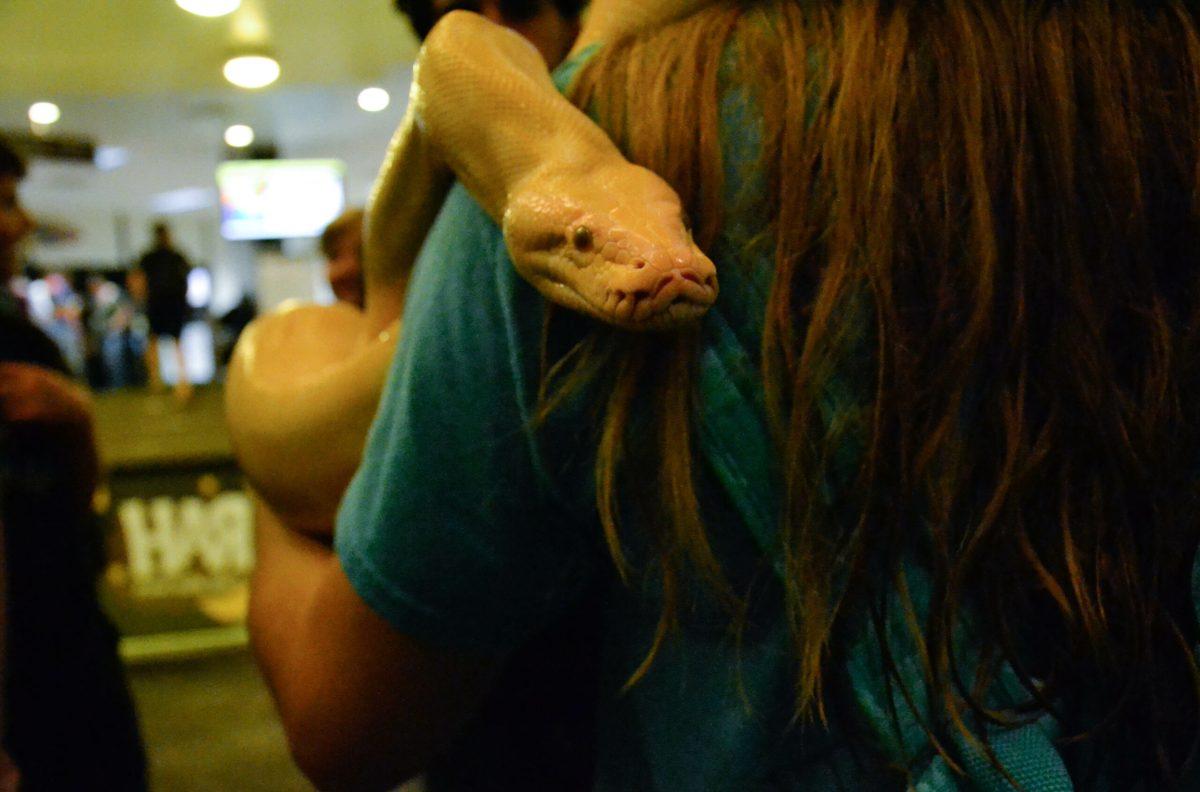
[249,500,495,790]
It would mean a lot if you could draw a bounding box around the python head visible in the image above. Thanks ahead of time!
[502,162,718,331]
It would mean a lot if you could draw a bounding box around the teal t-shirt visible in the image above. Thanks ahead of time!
[335,45,1082,791]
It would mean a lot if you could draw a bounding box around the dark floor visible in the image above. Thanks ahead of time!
[128,651,313,791]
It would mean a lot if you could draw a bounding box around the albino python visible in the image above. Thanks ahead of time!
[227,1,720,533]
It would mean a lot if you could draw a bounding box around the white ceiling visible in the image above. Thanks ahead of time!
[0,0,423,264]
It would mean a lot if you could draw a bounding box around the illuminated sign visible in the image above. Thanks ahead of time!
[117,490,254,599]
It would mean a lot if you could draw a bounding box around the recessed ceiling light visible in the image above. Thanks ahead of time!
[223,55,280,89]
[357,87,390,113]
[176,0,241,17]
[224,124,255,148]
[28,102,61,125]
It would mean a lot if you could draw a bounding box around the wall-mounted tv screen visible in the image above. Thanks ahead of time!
[216,159,346,241]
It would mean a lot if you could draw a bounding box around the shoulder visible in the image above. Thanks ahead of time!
[394,182,545,409]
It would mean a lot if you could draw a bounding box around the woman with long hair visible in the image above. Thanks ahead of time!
[562,1,1200,786]
[245,1,1200,788]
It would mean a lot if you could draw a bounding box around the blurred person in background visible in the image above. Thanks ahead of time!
[214,292,258,370]
[80,271,107,389]
[0,147,36,326]
[320,208,366,309]
[34,272,85,378]
[83,274,137,390]
[0,139,147,790]
[128,221,192,402]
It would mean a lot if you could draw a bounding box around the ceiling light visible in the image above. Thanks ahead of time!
[176,0,241,17]
[357,87,390,113]
[223,55,280,89]
[28,102,61,126]
[224,124,255,148]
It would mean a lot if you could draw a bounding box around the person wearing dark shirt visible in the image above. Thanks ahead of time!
[0,139,147,790]
[129,222,192,401]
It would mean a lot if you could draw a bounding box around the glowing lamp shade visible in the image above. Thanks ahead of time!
[223,55,280,89]
[28,102,61,125]
[357,87,390,112]
[176,0,241,16]
[224,124,255,148]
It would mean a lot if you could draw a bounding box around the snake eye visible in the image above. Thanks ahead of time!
[572,226,593,252]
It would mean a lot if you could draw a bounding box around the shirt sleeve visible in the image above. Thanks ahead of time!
[334,187,599,655]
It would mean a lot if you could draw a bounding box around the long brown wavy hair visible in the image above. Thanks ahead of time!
[547,0,1200,784]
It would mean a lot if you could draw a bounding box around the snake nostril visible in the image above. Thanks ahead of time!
[632,260,646,270]
[680,272,701,286]
[615,289,627,301]
[704,274,716,290]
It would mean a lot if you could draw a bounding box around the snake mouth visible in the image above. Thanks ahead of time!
[526,257,717,332]
[605,268,718,330]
